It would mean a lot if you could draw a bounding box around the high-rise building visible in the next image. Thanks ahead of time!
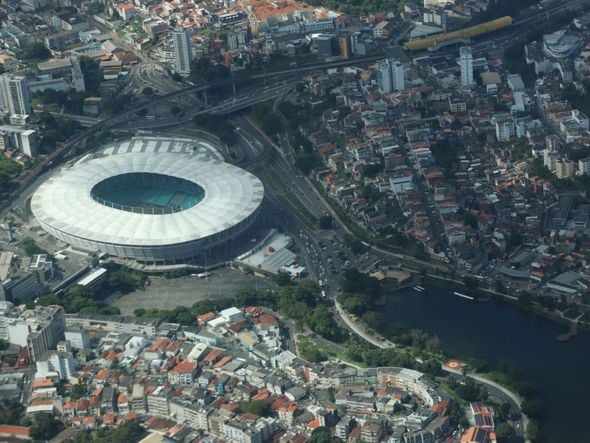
[6,305,65,361]
[376,58,405,93]
[0,125,38,157]
[0,74,31,117]
[35,350,76,381]
[339,34,351,59]
[459,46,474,87]
[173,27,193,77]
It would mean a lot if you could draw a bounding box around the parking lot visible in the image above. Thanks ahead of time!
[113,266,275,314]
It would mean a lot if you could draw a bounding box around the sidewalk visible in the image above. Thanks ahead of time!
[444,366,531,442]
[334,301,395,349]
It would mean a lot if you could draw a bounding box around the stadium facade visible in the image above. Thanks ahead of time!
[31,137,264,264]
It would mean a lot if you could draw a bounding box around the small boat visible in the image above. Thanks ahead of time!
[413,286,424,292]
[453,291,474,301]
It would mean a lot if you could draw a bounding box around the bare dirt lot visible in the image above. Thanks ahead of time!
[113,267,275,314]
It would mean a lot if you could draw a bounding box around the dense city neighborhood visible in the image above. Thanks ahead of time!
[0,0,589,441]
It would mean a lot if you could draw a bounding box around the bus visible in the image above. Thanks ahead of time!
[196,272,211,279]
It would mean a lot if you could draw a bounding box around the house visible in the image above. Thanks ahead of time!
[168,360,198,386]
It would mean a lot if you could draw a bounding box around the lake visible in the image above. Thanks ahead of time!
[383,286,590,443]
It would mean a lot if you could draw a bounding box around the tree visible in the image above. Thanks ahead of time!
[495,279,507,293]
[463,212,478,229]
[522,398,544,420]
[107,268,144,294]
[272,271,293,287]
[319,214,333,230]
[518,291,532,306]
[142,87,154,96]
[498,402,512,420]
[525,420,542,442]
[240,400,271,417]
[170,105,181,116]
[0,339,8,351]
[30,413,61,440]
[495,422,516,442]
[363,163,382,178]
[310,426,342,443]
[70,384,86,401]
[361,311,384,330]
[21,42,50,60]
[463,276,479,290]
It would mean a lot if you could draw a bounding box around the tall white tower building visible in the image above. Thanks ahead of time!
[0,74,31,116]
[459,46,474,87]
[376,58,405,93]
[173,27,193,77]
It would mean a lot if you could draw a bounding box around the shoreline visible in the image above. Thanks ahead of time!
[417,272,585,335]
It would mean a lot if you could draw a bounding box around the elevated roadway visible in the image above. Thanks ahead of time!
[3,56,384,212]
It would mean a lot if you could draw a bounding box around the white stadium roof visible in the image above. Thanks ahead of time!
[31,137,264,248]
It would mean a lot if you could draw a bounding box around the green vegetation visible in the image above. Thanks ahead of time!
[345,337,444,376]
[134,281,344,341]
[69,384,87,401]
[36,285,120,315]
[70,421,146,443]
[280,281,344,341]
[260,168,318,229]
[297,336,328,362]
[305,0,404,15]
[86,2,104,14]
[503,42,536,86]
[338,268,381,317]
[319,214,333,229]
[37,112,82,154]
[0,398,23,425]
[21,42,50,60]
[19,237,48,256]
[562,82,590,117]
[29,413,61,441]
[0,339,7,351]
[192,114,236,145]
[240,400,272,417]
[250,101,282,136]
[446,378,489,402]
[277,101,318,174]
[431,138,459,179]
[190,57,230,83]
[103,94,133,114]
[0,156,21,196]
[474,0,538,23]
[526,420,542,442]
[106,267,144,294]
[32,89,86,114]
[310,426,342,443]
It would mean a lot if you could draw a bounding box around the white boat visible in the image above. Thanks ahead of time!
[413,286,424,292]
[453,291,474,301]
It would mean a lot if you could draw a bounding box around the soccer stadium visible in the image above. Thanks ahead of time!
[31,136,264,264]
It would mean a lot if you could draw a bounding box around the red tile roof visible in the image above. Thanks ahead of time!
[0,425,30,437]
[170,360,197,374]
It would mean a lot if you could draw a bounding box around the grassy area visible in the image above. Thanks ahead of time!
[22,197,32,222]
[261,169,318,229]
[261,168,287,193]
[441,382,470,407]
[19,237,48,256]
[297,335,366,367]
